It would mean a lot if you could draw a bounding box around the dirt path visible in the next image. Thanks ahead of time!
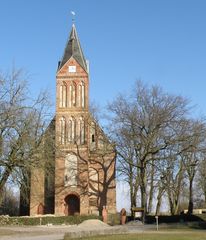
[0,223,144,240]
[0,224,123,240]
[1,222,204,240]
[0,226,72,240]
[0,220,124,240]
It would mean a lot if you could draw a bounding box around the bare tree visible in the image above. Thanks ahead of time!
[181,120,206,214]
[114,131,140,210]
[165,153,185,215]
[0,184,19,216]
[108,81,190,221]
[0,68,52,206]
[197,156,206,205]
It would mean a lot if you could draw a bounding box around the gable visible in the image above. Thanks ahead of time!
[57,57,88,77]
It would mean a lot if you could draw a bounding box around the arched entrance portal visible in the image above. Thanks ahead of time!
[64,194,80,216]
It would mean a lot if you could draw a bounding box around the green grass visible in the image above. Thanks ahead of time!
[78,231,206,240]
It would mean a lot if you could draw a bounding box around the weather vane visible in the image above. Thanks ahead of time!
[71,11,76,23]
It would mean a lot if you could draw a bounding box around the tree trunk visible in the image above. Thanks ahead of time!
[168,194,174,215]
[155,186,164,215]
[130,178,135,207]
[140,163,147,223]
[133,170,139,206]
[188,177,194,214]
[129,164,137,217]
[174,199,179,215]
[0,167,12,205]
[133,183,138,206]
[148,163,155,213]
[204,185,206,205]
[174,166,184,215]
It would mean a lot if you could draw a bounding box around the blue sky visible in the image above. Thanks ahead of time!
[1,0,206,117]
[1,0,206,211]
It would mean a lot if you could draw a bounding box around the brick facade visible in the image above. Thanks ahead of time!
[29,24,116,216]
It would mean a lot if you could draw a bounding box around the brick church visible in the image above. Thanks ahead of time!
[28,23,116,216]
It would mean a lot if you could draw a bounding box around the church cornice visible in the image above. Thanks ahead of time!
[56,75,88,79]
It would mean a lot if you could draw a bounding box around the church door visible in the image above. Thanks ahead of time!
[64,194,80,216]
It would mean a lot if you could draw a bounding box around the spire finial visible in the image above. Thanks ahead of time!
[71,11,76,24]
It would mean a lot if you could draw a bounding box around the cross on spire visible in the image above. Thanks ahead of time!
[71,11,76,24]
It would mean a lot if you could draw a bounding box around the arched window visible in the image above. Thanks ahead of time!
[78,84,81,107]
[65,154,78,186]
[69,85,72,107]
[79,116,85,144]
[81,82,85,108]
[72,83,76,106]
[59,117,66,144]
[59,84,67,107]
[69,83,76,107]
[68,117,75,143]
[78,82,85,108]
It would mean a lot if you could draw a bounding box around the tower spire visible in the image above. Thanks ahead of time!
[58,22,87,72]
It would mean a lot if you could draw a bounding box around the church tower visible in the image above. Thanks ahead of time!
[55,24,90,215]
[29,23,116,216]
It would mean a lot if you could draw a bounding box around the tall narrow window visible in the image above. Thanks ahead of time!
[92,134,95,142]
[81,82,85,108]
[79,117,85,144]
[60,85,63,107]
[68,117,75,143]
[65,154,78,186]
[69,83,76,107]
[90,122,96,150]
[72,83,76,106]
[69,85,72,107]
[59,117,66,144]
[78,84,81,107]
[59,84,67,107]
[78,82,85,108]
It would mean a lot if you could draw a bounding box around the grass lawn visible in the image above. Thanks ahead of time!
[79,231,206,240]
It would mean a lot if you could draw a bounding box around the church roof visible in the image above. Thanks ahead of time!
[58,24,87,72]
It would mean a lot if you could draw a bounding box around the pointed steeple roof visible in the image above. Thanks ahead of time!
[58,24,87,72]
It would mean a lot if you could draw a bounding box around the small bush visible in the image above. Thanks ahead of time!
[107,213,120,226]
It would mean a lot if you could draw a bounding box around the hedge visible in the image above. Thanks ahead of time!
[145,214,206,224]
[0,214,101,226]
